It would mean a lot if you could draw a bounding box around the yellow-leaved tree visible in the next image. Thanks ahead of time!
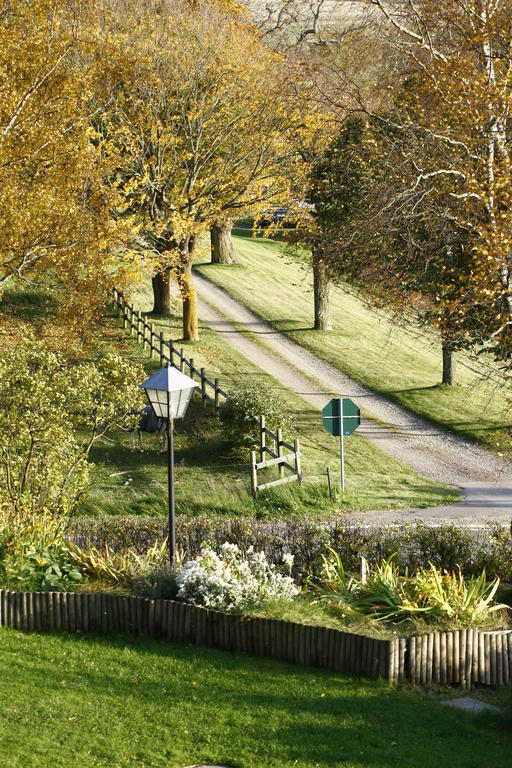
[367,0,512,362]
[100,0,304,340]
[0,1,130,341]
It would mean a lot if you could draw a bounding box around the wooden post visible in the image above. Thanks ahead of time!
[294,438,301,483]
[180,348,184,372]
[130,305,135,336]
[189,357,194,379]
[440,632,447,685]
[143,319,148,351]
[409,637,416,685]
[150,324,155,359]
[434,632,441,685]
[277,428,284,479]
[259,415,266,462]
[137,310,142,343]
[169,338,174,367]
[159,332,164,365]
[250,450,258,496]
[466,628,473,690]
[201,368,206,407]
[123,304,128,329]
[214,378,220,416]
[327,467,332,498]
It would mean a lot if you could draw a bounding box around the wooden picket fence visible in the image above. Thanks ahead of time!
[250,415,302,495]
[1,589,511,689]
[113,288,229,415]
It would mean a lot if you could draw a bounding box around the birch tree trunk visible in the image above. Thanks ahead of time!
[211,220,238,264]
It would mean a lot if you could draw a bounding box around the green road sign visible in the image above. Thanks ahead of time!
[322,397,360,437]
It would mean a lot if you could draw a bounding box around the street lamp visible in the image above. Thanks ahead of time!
[140,363,198,564]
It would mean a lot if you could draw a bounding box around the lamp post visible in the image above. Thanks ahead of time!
[140,363,198,565]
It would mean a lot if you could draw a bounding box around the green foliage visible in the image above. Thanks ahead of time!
[220,381,291,450]
[68,540,167,587]
[314,553,507,629]
[132,568,179,599]
[0,509,82,591]
[311,116,380,244]
[0,333,145,520]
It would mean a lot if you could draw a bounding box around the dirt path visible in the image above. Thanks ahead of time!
[193,273,512,524]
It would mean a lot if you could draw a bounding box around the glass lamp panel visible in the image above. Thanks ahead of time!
[167,388,178,420]
[146,388,167,418]
[167,385,195,419]
[176,386,195,419]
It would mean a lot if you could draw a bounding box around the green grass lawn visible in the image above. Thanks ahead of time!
[79,283,457,518]
[194,230,512,455]
[1,628,511,768]
[0,283,457,519]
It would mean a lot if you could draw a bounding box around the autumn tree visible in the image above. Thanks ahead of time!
[102,0,301,340]
[365,0,512,365]
[0,1,128,340]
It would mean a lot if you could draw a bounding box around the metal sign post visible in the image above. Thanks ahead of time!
[339,398,345,491]
[322,397,361,491]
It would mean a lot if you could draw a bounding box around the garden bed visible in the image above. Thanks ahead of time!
[1,588,510,690]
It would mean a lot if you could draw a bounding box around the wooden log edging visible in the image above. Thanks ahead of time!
[0,590,389,680]
[0,590,510,688]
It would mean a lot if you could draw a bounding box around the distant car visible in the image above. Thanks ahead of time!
[255,207,295,228]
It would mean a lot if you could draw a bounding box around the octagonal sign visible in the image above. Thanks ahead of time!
[322,397,360,437]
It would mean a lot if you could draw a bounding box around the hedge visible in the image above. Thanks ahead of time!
[68,516,512,582]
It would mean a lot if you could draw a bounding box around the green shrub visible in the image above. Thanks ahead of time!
[68,516,512,584]
[0,334,145,521]
[132,569,179,599]
[219,381,291,450]
[0,509,83,591]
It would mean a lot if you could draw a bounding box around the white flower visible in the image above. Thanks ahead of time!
[176,542,299,612]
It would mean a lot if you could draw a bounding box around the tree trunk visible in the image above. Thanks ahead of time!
[211,220,238,264]
[180,240,199,341]
[313,250,332,330]
[152,270,172,315]
[442,338,456,386]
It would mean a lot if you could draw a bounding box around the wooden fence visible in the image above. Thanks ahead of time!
[1,589,511,689]
[113,288,304,489]
[113,288,229,416]
[250,415,302,495]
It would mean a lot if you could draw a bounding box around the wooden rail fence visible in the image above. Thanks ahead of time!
[113,288,304,489]
[250,415,302,495]
[1,589,511,689]
[113,288,228,416]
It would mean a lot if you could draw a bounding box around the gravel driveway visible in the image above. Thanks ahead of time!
[192,272,512,524]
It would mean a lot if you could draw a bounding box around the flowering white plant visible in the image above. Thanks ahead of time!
[176,543,299,612]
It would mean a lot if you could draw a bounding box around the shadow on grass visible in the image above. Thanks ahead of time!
[0,286,59,322]
[4,629,511,768]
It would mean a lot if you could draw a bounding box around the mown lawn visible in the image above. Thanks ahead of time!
[0,283,457,519]
[194,229,512,455]
[79,282,457,518]
[1,628,511,768]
